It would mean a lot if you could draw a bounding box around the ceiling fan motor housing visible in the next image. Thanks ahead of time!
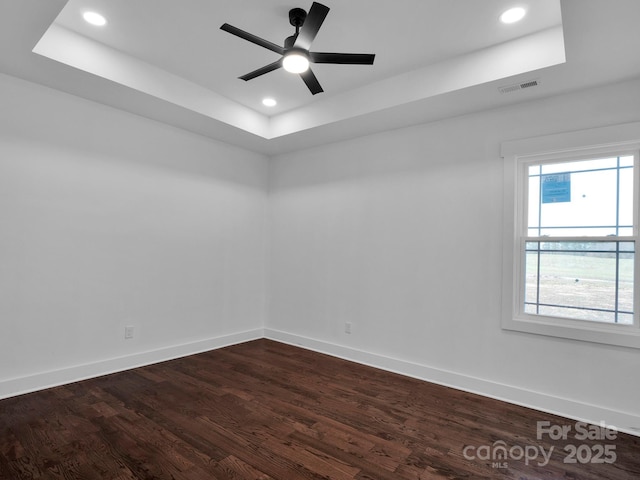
[289,8,307,27]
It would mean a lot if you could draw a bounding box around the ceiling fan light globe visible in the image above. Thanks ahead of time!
[283,52,310,73]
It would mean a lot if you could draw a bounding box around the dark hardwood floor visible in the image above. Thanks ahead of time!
[0,339,638,479]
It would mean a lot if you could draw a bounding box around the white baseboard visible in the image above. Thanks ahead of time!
[0,328,264,401]
[264,328,640,438]
[4,327,638,439]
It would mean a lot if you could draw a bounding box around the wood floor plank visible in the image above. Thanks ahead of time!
[1,339,639,479]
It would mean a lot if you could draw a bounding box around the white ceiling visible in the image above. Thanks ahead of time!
[52,0,562,114]
[1,1,640,155]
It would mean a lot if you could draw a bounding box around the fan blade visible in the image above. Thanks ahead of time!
[239,60,283,81]
[310,52,375,65]
[294,2,330,51]
[220,23,284,55]
[300,68,324,95]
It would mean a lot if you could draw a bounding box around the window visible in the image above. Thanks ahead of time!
[501,123,640,348]
[525,156,635,324]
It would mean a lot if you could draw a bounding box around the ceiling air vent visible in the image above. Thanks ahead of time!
[498,79,541,94]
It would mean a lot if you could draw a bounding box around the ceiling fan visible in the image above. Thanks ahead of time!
[220,2,375,95]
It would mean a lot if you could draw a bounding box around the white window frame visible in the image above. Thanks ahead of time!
[501,122,640,348]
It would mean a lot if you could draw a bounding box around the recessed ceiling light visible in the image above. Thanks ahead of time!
[262,98,277,107]
[500,7,526,24]
[83,11,107,26]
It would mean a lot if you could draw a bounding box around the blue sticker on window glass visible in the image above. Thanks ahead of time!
[542,173,571,203]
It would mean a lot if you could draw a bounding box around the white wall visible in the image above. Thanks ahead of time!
[268,78,640,433]
[0,74,268,396]
[3,68,640,434]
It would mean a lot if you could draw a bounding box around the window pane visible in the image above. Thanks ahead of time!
[619,167,634,228]
[539,169,617,234]
[537,305,617,323]
[618,252,635,319]
[528,157,635,237]
[541,157,618,174]
[528,175,540,230]
[620,155,634,168]
[527,241,635,253]
[524,241,635,324]
[537,227,618,236]
[525,251,539,307]
[617,313,634,325]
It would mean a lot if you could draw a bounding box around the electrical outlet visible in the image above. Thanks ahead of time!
[345,322,352,334]
[124,325,135,339]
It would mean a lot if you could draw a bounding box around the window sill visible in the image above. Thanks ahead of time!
[502,313,640,349]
